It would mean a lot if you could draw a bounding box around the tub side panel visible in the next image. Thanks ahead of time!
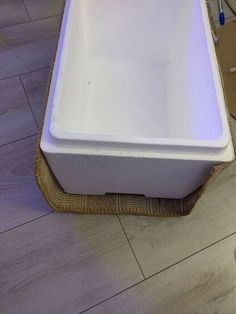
[44,152,214,199]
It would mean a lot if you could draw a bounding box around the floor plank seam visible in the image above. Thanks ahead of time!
[78,230,236,313]
[145,231,236,281]
[0,133,38,149]
[78,278,145,314]
[20,0,33,22]
[117,215,146,279]
[0,212,53,236]
[0,66,50,82]
[0,13,61,32]
[19,75,39,130]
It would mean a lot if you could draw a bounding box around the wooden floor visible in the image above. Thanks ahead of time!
[0,1,236,313]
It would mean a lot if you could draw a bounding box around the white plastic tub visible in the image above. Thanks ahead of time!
[41,0,234,198]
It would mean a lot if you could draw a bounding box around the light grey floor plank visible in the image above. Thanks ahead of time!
[87,234,236,314]
[0,16,60,52]
[0,39,56,79]
[119,138,236,277]
[21,68,50,127]
[0,76,37,145]
[0,136,52,233]
[0,0,30,28]
[0,213,143,314]
[0,17,60,79]
[23,0,65,20]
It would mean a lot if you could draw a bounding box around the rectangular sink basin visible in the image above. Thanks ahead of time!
[41,0,234,198]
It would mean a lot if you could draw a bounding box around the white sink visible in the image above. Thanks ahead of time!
[41,0,234,198]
